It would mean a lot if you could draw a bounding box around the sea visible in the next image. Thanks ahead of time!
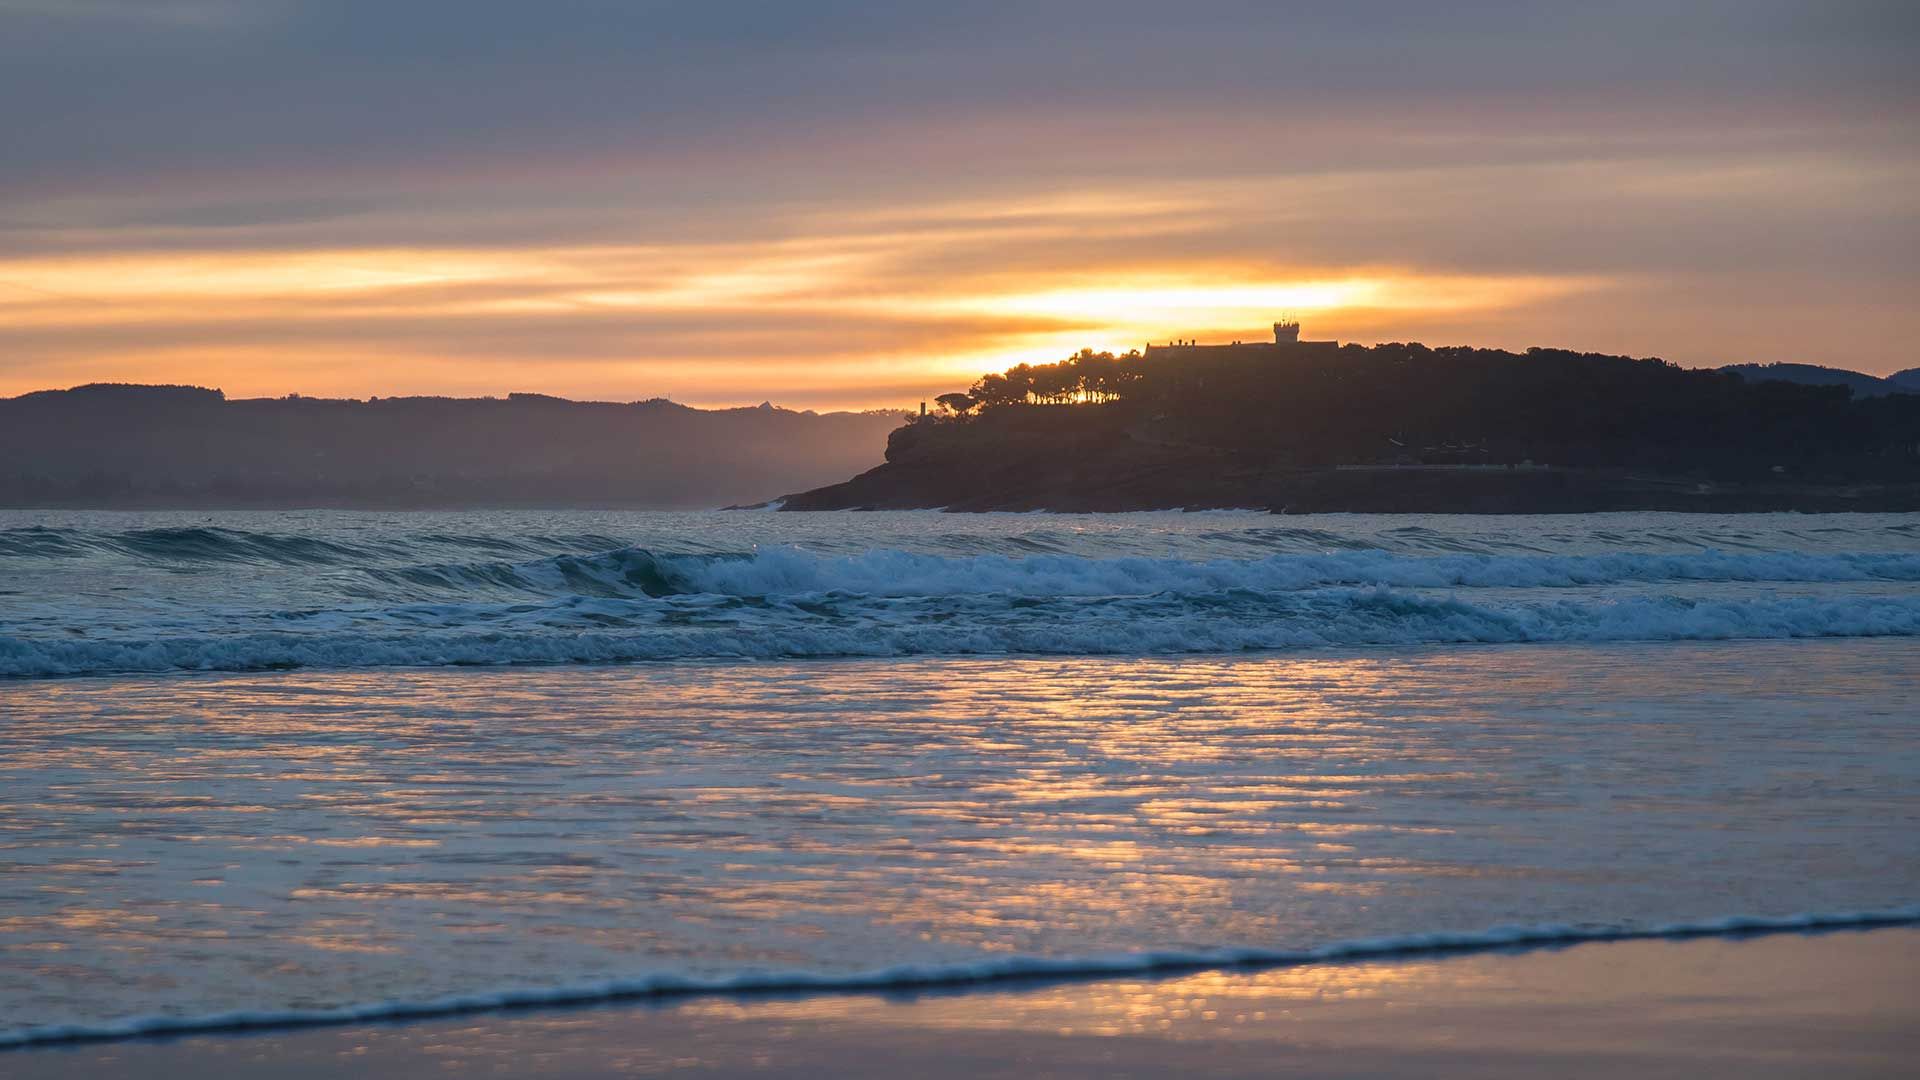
[2,508,1917,1046]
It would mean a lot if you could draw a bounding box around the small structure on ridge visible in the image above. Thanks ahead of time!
[1143,319,1339,363]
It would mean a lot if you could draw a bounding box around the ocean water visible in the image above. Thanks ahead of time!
[2,509,1917,1044]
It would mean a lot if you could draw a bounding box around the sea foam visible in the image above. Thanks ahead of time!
[5,588,1920,677]
[9,523,1920,678]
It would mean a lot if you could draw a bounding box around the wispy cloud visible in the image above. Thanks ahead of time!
[0,182,1618,406]
[0,3,1913,404]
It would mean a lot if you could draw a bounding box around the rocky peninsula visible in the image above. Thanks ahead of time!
[780,334,1920,513]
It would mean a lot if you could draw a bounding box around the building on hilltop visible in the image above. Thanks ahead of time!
[1143,319,1339,363]
[1135,320,1342,398]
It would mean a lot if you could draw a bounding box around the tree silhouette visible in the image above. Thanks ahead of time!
[934,341,1920,478]
[933,392,977,418]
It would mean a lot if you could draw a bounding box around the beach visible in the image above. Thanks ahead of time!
[12,928,1916,1078]
[3,510,1916,1073]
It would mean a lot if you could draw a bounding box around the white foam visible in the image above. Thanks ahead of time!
[6,588,1920,677]
[671,547,1920,598]
[3,905,1913,1049]
[305,546,1920,606]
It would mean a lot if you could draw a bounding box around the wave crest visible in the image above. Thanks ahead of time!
[654,547,1920,598]
[6,588,1919,678]
[345,545,1920,604]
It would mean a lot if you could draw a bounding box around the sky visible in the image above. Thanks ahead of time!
[1,1,1916,409]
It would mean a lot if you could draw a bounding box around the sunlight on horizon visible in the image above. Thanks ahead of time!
[0,235,1605,408]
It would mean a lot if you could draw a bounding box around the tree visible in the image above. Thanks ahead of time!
[1004,364,1037,404]
[968,372,1020,409]
[934,392,977,419]
[1031,362,1076,405]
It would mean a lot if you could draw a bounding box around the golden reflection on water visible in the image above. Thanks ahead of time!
[1,653,1476,990]
[674,959,1485,1041]
[3,642,1915,1031]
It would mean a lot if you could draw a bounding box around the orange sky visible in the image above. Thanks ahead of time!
[2,3,1915,409]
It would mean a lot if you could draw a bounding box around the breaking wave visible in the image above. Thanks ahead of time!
[4,905,1915,1049]
[6,585,1920,677]
[570,546,1920,598]
[8,525,1920,678]
[0,524,629,564]
[275,545,1920,605]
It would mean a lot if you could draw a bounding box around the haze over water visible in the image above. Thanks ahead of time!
[3,509,1917,1041]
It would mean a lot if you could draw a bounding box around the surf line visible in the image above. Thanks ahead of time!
[4,905,1917,1051]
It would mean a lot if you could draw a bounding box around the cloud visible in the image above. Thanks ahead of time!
[3,2,1912,198]
[0,1,278,26]
[0,2,1915,404]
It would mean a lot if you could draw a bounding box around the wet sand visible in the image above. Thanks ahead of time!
[10,927,1916,1078]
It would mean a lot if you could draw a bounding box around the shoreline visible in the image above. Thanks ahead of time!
[7,502,1919,515]
[11,926,1916,1078]
[778,460,1920,514]
[7,906,1915,1051]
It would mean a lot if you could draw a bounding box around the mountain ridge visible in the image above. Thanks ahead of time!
[0,384,904,509]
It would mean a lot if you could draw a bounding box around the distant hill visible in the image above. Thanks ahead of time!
[1718,362,1912,398]
[781,343,1920,513]
[0,385,904,508]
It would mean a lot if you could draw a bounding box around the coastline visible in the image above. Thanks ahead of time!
[778,455,1920,514]
[12,927,1916,1079]
[773,344,1920,514]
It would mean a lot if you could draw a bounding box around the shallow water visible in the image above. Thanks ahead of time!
[14,930,1916,1079]
[1,510,1917,1041]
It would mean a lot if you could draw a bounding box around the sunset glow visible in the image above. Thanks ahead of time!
[0,233,1611,407]
[1,3,1913,409]
[4,6,1919,1075]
